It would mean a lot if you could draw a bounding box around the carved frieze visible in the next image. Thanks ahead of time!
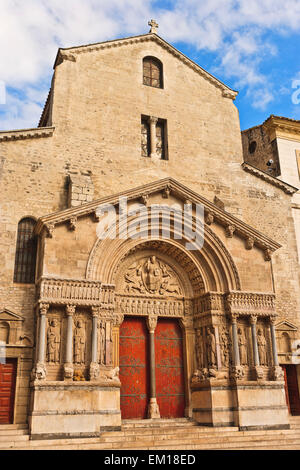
[225,292,276,317]
[116,295,184,318]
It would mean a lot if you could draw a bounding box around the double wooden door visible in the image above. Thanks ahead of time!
[0,359,17,424]
[119,317,185,419]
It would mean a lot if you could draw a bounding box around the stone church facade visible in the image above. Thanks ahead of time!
[0,22,300,439]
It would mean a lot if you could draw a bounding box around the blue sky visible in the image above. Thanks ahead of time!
[1,0,300,131]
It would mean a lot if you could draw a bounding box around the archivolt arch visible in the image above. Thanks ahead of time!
[86,210,241,294]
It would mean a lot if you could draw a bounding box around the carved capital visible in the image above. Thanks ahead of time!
[250,315,257,325]
[66,304,76,316]
[112,314,124,327]
[147,315,158,333]
[269,315,277,326]
[91,306,100,318]
[230,313,239,324]
[39,303,49,316]
[149,116,158,125]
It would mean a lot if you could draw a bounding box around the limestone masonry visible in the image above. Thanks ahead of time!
[0,22,299,440]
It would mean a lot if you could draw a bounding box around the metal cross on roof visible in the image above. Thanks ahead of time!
[148,19,159,34]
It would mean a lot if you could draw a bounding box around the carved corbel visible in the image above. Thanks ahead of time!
[225,224,235,238]
[69,217,77,231]
[246,237,255,250]
[141,194,149,206]
[162,185,171,199]
[205,212,214,225]
[264,249,272,261]
[45,223,55,238]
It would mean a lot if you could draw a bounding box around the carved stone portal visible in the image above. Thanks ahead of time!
[124,256,182,296]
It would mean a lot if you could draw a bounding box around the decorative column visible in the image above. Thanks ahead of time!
[230,314,244,380]
[64,304,75,380]
[250,315,263,380]
[146,315,160,419]
[149,116,158,159]
[89,307,100,380]
[34,303,49,380]
[269,316,284,381]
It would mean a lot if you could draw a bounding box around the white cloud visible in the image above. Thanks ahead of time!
[1,0,300,129]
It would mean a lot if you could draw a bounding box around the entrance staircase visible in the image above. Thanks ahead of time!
[1,417,300,450]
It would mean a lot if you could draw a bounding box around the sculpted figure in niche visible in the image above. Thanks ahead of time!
[98,320,106,365]
[220,326,230,368]
[46,319,60,363]
[206,327,217,368]
[74,320,86,364]
[238,327,248,366]
[257,328,267,365]
[195,328,205,369]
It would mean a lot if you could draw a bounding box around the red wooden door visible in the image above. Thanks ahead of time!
[282,364,300,416]
[155,318,185,418]
[119,317,149,419]
[0,359,17,424]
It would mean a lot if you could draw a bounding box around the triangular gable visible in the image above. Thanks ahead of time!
[0,310,24,322]
[275,320,298,331]
[54,33,237,100]
[35,177,281,257]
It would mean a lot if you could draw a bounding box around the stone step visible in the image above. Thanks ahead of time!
[0,434,30,443]
[3,428,300,451]
[0,429,29,436]
[122,419,197,428]
[0,424,28,431]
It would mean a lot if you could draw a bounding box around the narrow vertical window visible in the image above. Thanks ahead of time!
[143,57,163,89]
[141,118,151,157]
[13,218,37,284]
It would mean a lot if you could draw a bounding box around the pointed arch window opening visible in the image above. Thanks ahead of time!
[13,218,37,284]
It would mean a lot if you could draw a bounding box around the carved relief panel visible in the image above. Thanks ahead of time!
[123,256,182,296]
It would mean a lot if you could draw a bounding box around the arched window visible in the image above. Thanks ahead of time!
[13,218,37,284]
[143,56,163,89]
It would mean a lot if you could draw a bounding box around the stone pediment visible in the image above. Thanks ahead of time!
[275,320,298,331]
[35,177,281,257]
[0,309,24,322]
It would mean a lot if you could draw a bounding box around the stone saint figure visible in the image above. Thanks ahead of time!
[257,328,267,366]
[195,328,204,369]
[47,319,60,363]
[206,327,217,368]
[74,320,86,364]
[142,256,162,293]
[98,320,106,365]
[220,327,230,367]
[238,327,248,366]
